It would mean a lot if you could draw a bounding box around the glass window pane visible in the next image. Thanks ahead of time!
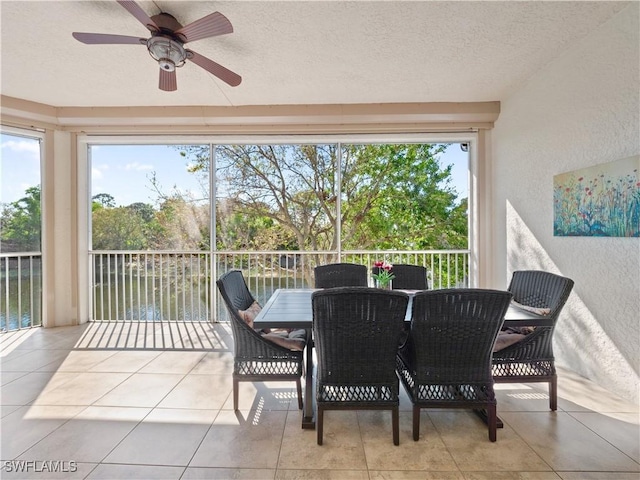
[90,144,210,251]
[1,132,43,330]
[340,143,468,250]
[1,133,42,253]
[215,144,337,251]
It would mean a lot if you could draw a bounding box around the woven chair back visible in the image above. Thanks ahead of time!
[312,287,409,393]
[216,270,256,318]
[408,288,512,384]
[508,270,574,322]
[314,263,368,288]
[372,264,428,290]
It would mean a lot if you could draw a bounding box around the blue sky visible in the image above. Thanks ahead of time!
[91,144,207,206]
[1,134,41,205]
[1,135,469,206]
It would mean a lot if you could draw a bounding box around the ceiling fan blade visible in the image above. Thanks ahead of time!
[72,32,145,45]
[116,0,159,32]
[175,12,233,43]
[187,50,241,87]
[159,68,177,92]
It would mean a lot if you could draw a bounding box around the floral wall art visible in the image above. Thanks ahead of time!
[553,155,640,237]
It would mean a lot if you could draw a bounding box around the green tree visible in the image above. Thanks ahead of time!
[127,202,155,223]
[92,193,115,209]
[178,143,466,252]
[341,144,467,249]
[216,197,297,250]
[150,196,209,250]
[0,185,41,252]
[92,207,148,250]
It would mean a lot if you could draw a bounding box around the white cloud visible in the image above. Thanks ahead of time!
[1,139,40,159]
[124,162,153,171]
[91,164,110,180]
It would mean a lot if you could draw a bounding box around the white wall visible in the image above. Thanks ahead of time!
[491,3,639,403]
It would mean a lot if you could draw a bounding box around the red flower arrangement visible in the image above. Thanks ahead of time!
[372,260,395,288]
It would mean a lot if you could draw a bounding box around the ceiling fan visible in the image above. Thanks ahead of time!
[72,0,241,91]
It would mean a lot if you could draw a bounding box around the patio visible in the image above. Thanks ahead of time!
[1,322,638,479]
[1,2,638,476]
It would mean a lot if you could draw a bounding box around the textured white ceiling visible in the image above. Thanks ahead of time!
[0,1,629,108]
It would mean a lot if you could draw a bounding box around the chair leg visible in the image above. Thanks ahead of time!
[392,406,399,445]
[296,378,303,410]
[233,378,239,411]
[549,375,558,411]
[317,406,324,445]
[487,404,497,442]
[412,405,420,441]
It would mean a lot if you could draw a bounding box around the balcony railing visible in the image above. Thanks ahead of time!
[1,252,42,332]
[89,250,469,323]
[0,250,469,331]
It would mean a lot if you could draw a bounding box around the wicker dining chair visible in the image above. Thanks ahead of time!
[372,264,429,290]
[492,270,574,411]
[216,270,306,411]
[312,287,409,445]
[397,288,512,442]
[314,262,368,288]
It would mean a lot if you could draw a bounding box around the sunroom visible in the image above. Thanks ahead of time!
[1,1,638,478]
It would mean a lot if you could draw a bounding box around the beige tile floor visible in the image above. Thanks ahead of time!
[1,322,638,480]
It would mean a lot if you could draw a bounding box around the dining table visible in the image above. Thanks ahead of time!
[252,288,551,430]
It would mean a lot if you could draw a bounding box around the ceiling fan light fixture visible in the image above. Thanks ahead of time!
[72,1,241,90]
[147,36,186,71]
